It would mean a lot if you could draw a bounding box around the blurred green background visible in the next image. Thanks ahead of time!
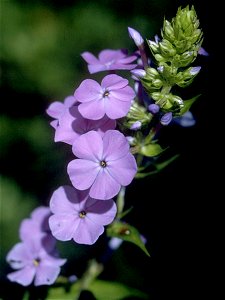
[0,0,214,299]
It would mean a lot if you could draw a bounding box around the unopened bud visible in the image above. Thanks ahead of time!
[130,121,142,130]
[128,27,144,47]
[131,69,146,78]
[148,104,160,114]
[160,112,173,125]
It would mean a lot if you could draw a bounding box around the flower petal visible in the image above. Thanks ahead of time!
[7,266,36,286]
[110,86,135,102]
[67,159,99,190]
[86,199,117,225]
[49,186,85,214]
[105,97,131,119]
[88,64,107,74]
[34,263,61,286]
[72,130,103,160]
[46,101,65,119]
[74,79,102,103]
[73,218,104,245]
[90,169,121,200]
[103,130,130,161]
[64,95,77,107]
[55,107,80,145]
[49,214,80,241]
[78,99,105,120]
[81,51,99,64]
[101,74,128,90]
[107,153,137,186]
[6,243,32,269]
[99,49,125,62]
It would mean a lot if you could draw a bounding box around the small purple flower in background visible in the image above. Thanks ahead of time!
[6,206,66,286]
[54,106,116,145]
[67,130,137,200]
[46,95,77,129]
[130,121,142,130]
[173,111,196,127]
[74,74,135,120]
[7,239,66,286]
[81,49,137,74]
[49,186,117,245]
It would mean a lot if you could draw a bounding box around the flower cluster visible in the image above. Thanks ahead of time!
[6,207,66,286]
[6,5,206,290]
[46,48,139,246]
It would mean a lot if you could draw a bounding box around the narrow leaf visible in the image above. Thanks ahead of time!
[107,221,150,257]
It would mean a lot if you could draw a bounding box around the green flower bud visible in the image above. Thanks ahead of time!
[125,102,153,129]
[159,39,176,58]
[147,39,159,53]
[175,66,201,87]
[162,19,175,42]
[172,6,203,53]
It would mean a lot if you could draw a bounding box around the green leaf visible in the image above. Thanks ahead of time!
[89,280,148,300]
[107,221,150,257]
[46,282,80,300]
[176,94,200,116]
[155,154,180,171]
[140,143,164,157]
[135,154,179,179]
[46,280,148,300]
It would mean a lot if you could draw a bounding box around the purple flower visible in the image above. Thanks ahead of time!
[67,130,137,200]
[173,111,196,127]
[49,186,117,245]
[46,95,77,129]
[54,106,116,145]
[81,49,137,74]
[74,74,135,120]
[7,239,66,286]
[6,206,66,286]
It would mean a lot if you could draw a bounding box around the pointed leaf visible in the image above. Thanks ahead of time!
[176,94,201,116]
[107,221,150,257]
[89,280,148,300]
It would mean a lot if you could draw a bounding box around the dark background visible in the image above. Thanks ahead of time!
[0,0,218,299]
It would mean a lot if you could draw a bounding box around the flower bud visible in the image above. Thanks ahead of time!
[148,104,160,114]
[131,69,146,78]
[160,112,173,125]
[130,121,142,130]
[128,27,144,47]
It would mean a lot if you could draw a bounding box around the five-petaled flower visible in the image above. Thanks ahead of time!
[6,207,66,286]
[81,49,137,74]
[49,186,117,245]
[67,130,137,200]
[74,74,135,120]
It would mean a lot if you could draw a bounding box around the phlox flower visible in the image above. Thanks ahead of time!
[6,238,66,286]
[81,49,137,74]
[67,130,137,200]
[6,206,66,286]
[49,186,117,245]
[54,106,116,145]
[74,74,135,120]
[46,95,77,129]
